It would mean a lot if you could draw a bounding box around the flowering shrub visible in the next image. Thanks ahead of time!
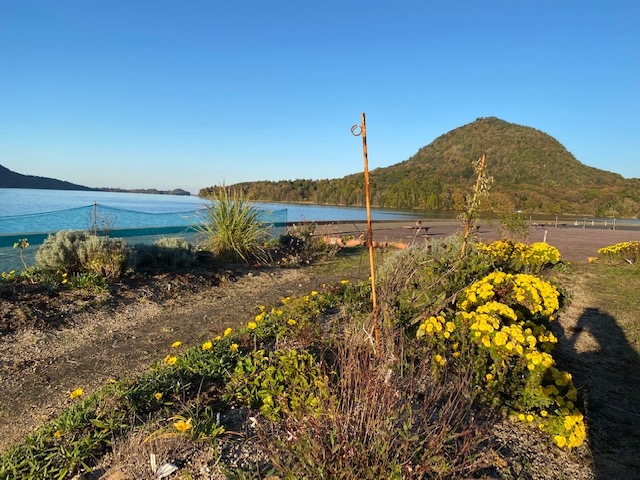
[417,271,585,449]
[597,241,640,264]
[478,240,560,273]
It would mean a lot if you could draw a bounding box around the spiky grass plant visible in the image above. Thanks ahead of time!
[195,188,271,265]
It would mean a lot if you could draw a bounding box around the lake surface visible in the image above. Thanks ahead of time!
[0,188,425,235]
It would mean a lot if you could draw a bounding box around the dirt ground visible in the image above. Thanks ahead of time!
[319,219,640,263]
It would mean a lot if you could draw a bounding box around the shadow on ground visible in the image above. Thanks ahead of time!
[555,307,640,480]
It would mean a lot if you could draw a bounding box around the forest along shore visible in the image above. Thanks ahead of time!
[313,219,640,263]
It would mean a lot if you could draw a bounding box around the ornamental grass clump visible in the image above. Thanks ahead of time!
[195,188,270,265]
[597,240,640,264]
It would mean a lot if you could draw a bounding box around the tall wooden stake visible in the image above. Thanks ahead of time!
[352,113,379,351]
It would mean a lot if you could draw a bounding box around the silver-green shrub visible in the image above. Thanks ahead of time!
[131,237,196,270]
[36,230,91,273]
[36,230,130,278]
[78,236,130,278]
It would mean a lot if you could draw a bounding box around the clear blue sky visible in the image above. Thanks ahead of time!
[1,1,638,194]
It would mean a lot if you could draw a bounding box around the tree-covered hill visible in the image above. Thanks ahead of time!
[201,117,640,217]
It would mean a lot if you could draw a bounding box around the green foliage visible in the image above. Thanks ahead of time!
[273,223,339,267]
[223,349,328,421]
[195,188,270,264]
[69,272,109,292]
[376,235,493,329]
[12,238,30,270]
[132,237,197,270]
[496,211,530,242]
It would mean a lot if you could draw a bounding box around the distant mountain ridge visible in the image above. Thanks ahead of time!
[0,164,190,195]
[201,117,640,217]
[0,164,92,191]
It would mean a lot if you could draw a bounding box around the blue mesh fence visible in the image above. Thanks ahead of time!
[0,204,287,271]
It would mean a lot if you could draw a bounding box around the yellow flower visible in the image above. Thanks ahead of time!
[174,418,192,432]
[434,354,445,366]
[452,351,460,358]
[247,321,257,330]
[53,430,62,438]
[540,410,548,417]
[154,392,163,401]
[230,343,239,352]
[518,413,526,421]
[70,388,83,399]
[202,341,212,350]
[171,341,182,348]
[214,335,222,341]
[481,335,491,347]
[287,319,297,325]
[164,355,177,365]
[340,279,349,284]
[224,327,233,337]
[526,414,534,423]
[311,290,318,296]
[485,373,493,381]
[554,435,567,448]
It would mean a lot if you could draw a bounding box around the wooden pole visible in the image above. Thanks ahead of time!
[352,113,379,351]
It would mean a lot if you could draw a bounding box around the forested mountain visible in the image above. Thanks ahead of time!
[201,117,640,217]
[0,164,91,191]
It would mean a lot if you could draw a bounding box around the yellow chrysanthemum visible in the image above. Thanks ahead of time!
[202,341,212,350]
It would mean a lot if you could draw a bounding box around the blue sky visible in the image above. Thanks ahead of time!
[1,1,638,194]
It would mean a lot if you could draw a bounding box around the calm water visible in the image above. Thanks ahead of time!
[0,188,424,234]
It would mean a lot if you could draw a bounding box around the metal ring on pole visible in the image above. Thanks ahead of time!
[351,124,362,136]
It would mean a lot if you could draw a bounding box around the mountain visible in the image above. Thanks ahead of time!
[200,117,640,217]
[0,164,191,195]
[0,164,92,191]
